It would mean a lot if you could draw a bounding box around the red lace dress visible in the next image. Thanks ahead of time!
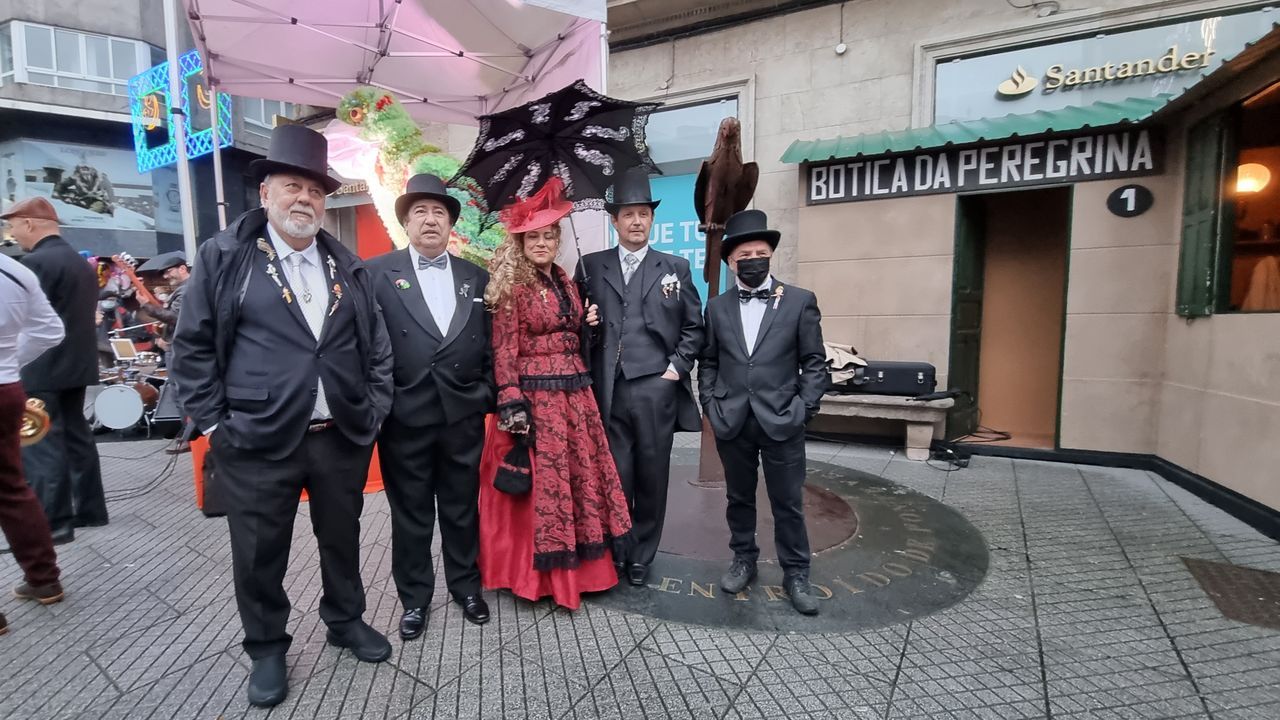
[478,265,632,609]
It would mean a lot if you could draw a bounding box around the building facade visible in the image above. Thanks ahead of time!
[606,0,1280,517]
[0,0,290,257]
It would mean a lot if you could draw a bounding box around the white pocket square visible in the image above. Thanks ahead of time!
[661,273,678,284]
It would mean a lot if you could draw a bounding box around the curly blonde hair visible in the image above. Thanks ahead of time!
[485,223,562,309]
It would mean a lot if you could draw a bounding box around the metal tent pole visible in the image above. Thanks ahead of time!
[164,0,198,259]
[209,80,227,230]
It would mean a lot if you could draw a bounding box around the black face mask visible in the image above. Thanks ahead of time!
[735,257,770,288]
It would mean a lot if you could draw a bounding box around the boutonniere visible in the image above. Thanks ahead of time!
[264,263,292,304]
[328,282,343,317]
[660,272,680,299]
[395,278,412,290]
[772,284,785,309]
[459,282,471,298]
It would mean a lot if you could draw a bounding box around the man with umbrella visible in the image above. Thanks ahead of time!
[171,124,394,707]
[577,167,704,586]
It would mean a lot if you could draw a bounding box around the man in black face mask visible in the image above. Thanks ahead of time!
[697,209,827,616]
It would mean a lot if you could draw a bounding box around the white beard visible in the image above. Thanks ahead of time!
[268,203,321,239]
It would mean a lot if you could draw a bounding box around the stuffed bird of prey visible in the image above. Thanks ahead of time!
[694,116,759,289]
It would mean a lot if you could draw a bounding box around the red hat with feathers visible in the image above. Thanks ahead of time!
[499,177,573,235]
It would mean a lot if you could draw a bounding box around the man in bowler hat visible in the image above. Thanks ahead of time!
[577,167,704,586]
[367,174,494,639]
[172,124,394,707]
[698,209,827,615]
[2,197,106,542]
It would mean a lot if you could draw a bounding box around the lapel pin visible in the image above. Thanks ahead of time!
[395,278,411,290]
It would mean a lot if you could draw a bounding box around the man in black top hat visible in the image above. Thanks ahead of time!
[698,209,826,616]
[172,124,394,708]
[367,174,493,638]
[577,167,704,587]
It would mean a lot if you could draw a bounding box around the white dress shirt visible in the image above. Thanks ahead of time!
[738,275,773,357]
[0,254,64,383]
[618,243,648,285]
[409,246,456,334]
[268,224,330,420]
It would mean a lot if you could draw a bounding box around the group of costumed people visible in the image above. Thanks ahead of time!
[168,123,827,708]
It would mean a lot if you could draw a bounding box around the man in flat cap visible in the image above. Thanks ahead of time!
[2,197,106,543]
[367,173,494,640]
[171,124,394,707]
[130,251,189,353]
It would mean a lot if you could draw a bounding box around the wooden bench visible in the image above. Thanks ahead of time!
[817,394,954,461]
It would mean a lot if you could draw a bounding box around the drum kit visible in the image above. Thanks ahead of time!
[88,331,174,434]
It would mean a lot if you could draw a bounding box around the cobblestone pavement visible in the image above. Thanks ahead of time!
[2,436,1278,719]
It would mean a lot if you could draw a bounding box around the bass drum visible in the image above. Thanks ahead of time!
[94,383,158,430]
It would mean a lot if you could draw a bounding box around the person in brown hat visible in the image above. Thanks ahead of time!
[170,124,394,707]
[2,197,107,545]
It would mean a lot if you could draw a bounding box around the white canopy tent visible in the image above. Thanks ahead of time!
[184,0,608,126]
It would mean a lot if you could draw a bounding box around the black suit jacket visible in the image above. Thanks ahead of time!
[172,208,393,458]
[367,249,494,427]
[698,280,827,442]
[20,235,100,392]
[577,247,704,432]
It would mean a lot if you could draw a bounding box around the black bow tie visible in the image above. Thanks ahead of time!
[738,288,771,303]
[418,254,447,270]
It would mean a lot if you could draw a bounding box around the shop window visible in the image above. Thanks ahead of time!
[1177,82,1280,315]
[9,22,150,96]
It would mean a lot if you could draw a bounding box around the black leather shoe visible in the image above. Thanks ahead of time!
[326,620,392,662]
[614,560,628,577]
[246,654,288,707]
[627,563,649,586]
[784,575,820,616]
[399,607,427,640]
[457,594,490,625]
[0,611,8,636]
[719,557,757,594]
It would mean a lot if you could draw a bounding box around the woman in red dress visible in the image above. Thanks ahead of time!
[477,178,632,610]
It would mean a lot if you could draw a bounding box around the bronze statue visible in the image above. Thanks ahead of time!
[694,117,758,295]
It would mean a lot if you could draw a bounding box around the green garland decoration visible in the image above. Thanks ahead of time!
[338,88,505,260]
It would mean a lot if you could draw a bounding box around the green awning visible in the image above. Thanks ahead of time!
[781,95,1177,164]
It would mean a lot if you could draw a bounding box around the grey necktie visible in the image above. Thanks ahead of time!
[623,252,639,285]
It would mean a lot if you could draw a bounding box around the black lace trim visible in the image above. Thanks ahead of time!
[532,532,632,571]
[518,372,592,391]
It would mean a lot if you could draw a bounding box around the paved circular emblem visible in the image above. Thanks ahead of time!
[589,450,990,632]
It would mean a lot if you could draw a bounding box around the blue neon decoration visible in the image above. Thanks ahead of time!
[129,50,232,173]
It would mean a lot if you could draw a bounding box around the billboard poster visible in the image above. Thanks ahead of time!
[0,139,181,235]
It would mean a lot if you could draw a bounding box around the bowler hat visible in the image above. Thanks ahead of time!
[604,167,660,216]
[136,251,188,273]
[249,125,342,194]
[395,174,461,225]
[1,197,61,223]
[720,209,780,261]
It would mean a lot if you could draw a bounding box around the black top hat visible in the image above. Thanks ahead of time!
[248,125,342,194]
[604,167,661,216]
[720,209,781,261]
[136,250,187,273]
[395,174,461,225]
